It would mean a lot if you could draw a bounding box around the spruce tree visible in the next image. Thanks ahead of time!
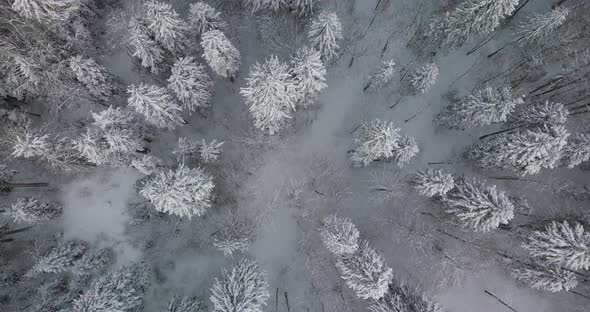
[127,83,184,129]
[412,169,455,198]
[188,2,226,35]
[69,55,113,100]
[168,57,214,113]
[201,30,241,79]
[511,261,578,292]
[210,259,270,312]
[289,46,327,107]
[7,197,62,224]
[321,214,360,255]
[409,63,438,94]
[308,11,343,61]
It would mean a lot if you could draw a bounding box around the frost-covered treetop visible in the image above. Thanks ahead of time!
[350,119,401,167]
[412,169,455,198]
[240,55,297,134]
[201,29,241,78]
[308,10,343,61]
[337,241,393,300]
[127,83,184,129]
[129,17,165,73]
[321,214,360,255]
[28,239,87,275]
[139,164,214,219]
[393,136,419,168]
[511,261,578,293]
[562,132,590,169]
[510,101,568,126]
[7,197,62,224]
[443,177,515,232]
[188,2,227,35]
[210,259,270,312]
[69,55,113,100]
[523,221,590,270]
[369,60,397,90]
[243,0,286,12]
[168,57,214,113]
[131,155,161,176]
[369,281,443,312]
[290,46,327,107]
[12,0,79,24]
[409,62,438,94]
[199,139,224,163]
[517,7,569,44]
[144,0,188,53]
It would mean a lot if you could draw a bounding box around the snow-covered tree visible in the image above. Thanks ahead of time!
[213,216,254,257]
[199,139,224,163]
[321,214,360,255]
[288,0,319,16]
[368,281,443,312]
[510,101,568,126]
[393,135,419,167]
[367,60,396,90]
[523,221,590,270]
[168,296,203,312]
[432,0,520,48]
[289,46,327,107]
[337,241,393,300]
[442,178,514,232]
[139,165,214,219]
[12,0,79,24]
[70,248,112,277]
[562,132,590,169]
[131,155,162,175]
[243,0,286,12]
[350,120,400,167]
[144,0,189,53]
[129,17,165,73]
[127,83,184,129]
[188,2,226,35]
[69,55,113,100]
[7,197,62,224]
[201,30,241,79]
[210,259,270,312]
[468,125,569,176]
[240,55,297,134]
[29,240,87,275]
[409,63,438,94]
[10,126,50,159]
[412,169,455,198]
[436,85,524,129]
[517,7,569,44]
[511,261,578,292]
[168,57,214,113]
[308,11,343,61]
[72,263,149,312]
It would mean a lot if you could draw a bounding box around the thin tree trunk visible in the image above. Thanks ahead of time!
[487,36,524,59]
[284,292,291,312]
[479,125,522,140]
[484,290,519,312]
[569,290,590,301]
[2,226,33,237]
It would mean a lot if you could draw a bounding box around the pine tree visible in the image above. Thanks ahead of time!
[288,0,319,16]
[511,261,578,292]
[409,63,438,94]
[289,46,327,107]
[168,296,203,312]
[308,11,343,61]
[240,55,298,134]
[432,0,521,48]
[12,0,80,24]
[243,0,286,12]
[139,164,214,219]
[69,55,113,100]
[368,281,443,312]
[29,240,87,275]
[213,216,254,257]
[72,263,149,312]
[188,2,227,35]
[436,85,524,129]
[367,60,396,90]
[10,126,51,159]
[70,249,112,277]
[201,30,241,79]
[510,101,568,126]
[129,17,165,73]
[168,57,214,113]
[131,155,162,175]
[144,0,189,53]
[199,139,224,163]
[412,169,455,198]
[127,83,184,129]
[210,259,270,312]
[350,120,401,167]
[321,214,360,255]
[562,132,590,169]
[337,241,393,300]
[393,135,419,167]
[442,177,515,232]
[468,125,569,176]
[523,221,590,270]
[7,197,62,224]
[517,7,569,44]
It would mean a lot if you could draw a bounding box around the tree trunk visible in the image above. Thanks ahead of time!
[478,125,522,140]
[3,182,49,188]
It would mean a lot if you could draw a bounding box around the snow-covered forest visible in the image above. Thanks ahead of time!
[1,0,589,311]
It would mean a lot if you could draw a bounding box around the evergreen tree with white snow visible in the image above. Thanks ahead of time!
[129,17,165,73]
[199,139,224,163]
[409,62,438,94]
[12,0,79,25]
[412,169,455,198]
[562,132,590,169]
[350,119,401,167]
[168,57,214,113]
[393,135,419,167]
[69,55,113,100]
[168,296,203,312]
[144,0,189,54]
[308,11,343,61]
[523,221,590,270]
[243,0,286,12]
[517,7,569,44]
[213,216,254,257]
[127,83,184,129]
[337,241,393,300]
[201,30,241,79]
[368,280,443,312]
[210,259,270,312]
[7,197,62,224]
[321,214,360,255]
[240,55,298,134]
[131,155,162,176]
[468,125,569,176]
[436,85,524,129]
[366,60,396,91]
[442,177,515,232]
[139,164,214,219]
[511,261,578,292]
[70,248,112,277]
[509,101,568,126]
[289,46,327,107]
[188,2,227,35]
[29,239,87,275]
